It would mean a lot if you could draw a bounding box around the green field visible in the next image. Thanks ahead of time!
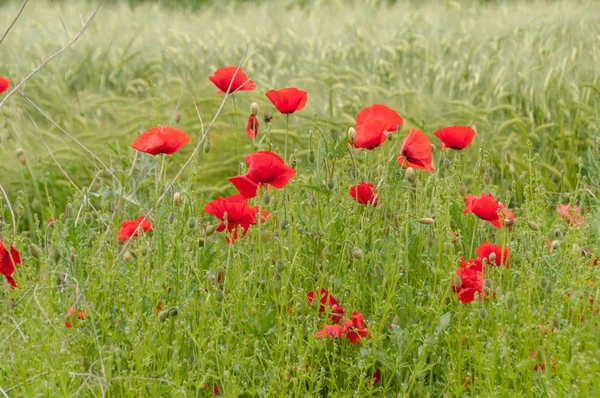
[2,0,600,396]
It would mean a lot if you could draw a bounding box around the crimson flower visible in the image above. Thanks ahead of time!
[0,77,9,94]
[355,104,403,133]
[463,193,514,228]
[370,368,381,386]
[246,114,259,139]
[557,204,584,227]
[203,194,268,243]
[342,311,371,344]
[65,321,72,329]
[208,66,256,95]
[476,242,509,267]
[307,288,345,323]
[131,127,190,155]
[315,324,344,339]
[265,88,308,114]
[0,241,20,288]
[118,216,152,242]
[433,126,476,150]
[396,128,434,172]
[451,257,484,304]
[228,151,296,199]
[349,183,379,206]
[351,119,389,149]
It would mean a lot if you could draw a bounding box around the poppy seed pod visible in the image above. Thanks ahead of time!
[348,127,357,144]
[405,167,416,184]
[351,247,365,260]
[173,192,182,206]
[307,149,316,164]
[203,139,212,154]
[158,310,170,322]
[528,221,539,231]
[251,102,259,116]
[419,217,435,225]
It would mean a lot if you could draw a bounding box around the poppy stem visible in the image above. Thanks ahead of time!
[285,114,290,161]
[232,94,240,157]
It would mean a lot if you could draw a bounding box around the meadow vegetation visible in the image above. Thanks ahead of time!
[1,0,600,396]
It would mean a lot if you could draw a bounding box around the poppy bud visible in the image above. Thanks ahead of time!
[251,102,259,115]
[551,240,560,249]
[307,149,316,164]
[205,224,216,237]
[430,143,437,152]
[214,290,224,302]
[528,221,539,231]
[15,148,24,157]
[158,310,170,322]
[392,315,401,325]
[348,127,357,144]
[326,178,335,191]
[310,297,319,311]
[173,192,182,206]
[488,252,497,264]
[505,293,517,310]
[69,248,77,263]
[453,274,462,288]
[351,247,365,260]
[262,192,271,206]
[405,167,416,184]
[198,238,206,247]
[175,112,181,123]
[168,306,180,317]
[458,183,467,197]
[539,277,551,292]
[264,113,272,123]
[384,131,393,141]
[203,139,212,153]
[483,171,492,185]
[419,217,435,225]
[187,217,197,229]
[478,308,488,320]
[122,250,135,262]
[280,219,289,230]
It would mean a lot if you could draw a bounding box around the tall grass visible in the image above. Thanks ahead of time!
[1,0,600,396]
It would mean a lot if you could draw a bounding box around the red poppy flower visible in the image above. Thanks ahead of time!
[315,324,344,339]
[131,127,190,155]
[204,194,268,243]
[78,310,85,320]
[307,288,345,323]
[349,183,379,206]
[69,307,76,316]
[342,311,370,344]
[351,119,389,149]
[228,151,296,199]
[396,128,434,172]
[118,216,152,242]
[355,104,403,133]
[208,66,256,95]
[265,88,308,114]
[476,242,509,267]
[65,321,72,329]
[557,204,584,227]
[451,258,484,304]
[0,241,20,288]
[370,368,381,386]
[463,193,514,228]
[433,126,476,150]
[246,114,259,139]
[531,352,556,372]
[0,77,9,94]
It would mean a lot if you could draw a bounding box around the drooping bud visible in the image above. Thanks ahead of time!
[289,153,297,169]
[250,102,259,116]
[539,277,551,293]
[29,244,41,259]
[326,178,335,191]
[205,224,216,237]
[348,127,357,144]
[392,315,401,325]
[214,290,224,302]
[173,192,182,206]
[551,240,560,249]
[175,112,181,123]
[15,148,24,157]
[458,182,467,196]
[419,217,435,225]
[187,217,197,229]
[478,308,488,320]
[483,171,492,185]
[430,143,437,152]
[453,274,462,288]
[488,252,497,264]
[351,247,365,260]
[505,292,517,310]
[528,221,539,231]
[307,149,316,164]
[168,306,180,317]
[262,192,271,206]
[158,310,170,322]
[310,297,319,311]
[203,139,212,153]
[405,167,416,184]
[122,250,135,262]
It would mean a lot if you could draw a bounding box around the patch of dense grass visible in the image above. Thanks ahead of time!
[1,0,600,396]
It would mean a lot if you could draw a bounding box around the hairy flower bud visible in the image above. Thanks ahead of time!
[173,192,182,206]
[528,221,539,231]
[419,217,435,225]
[251,102,259,116]
[351,247,365,260]
[405,167,416,184]
[307,149,316,164]
[203,139,212,154]
[348,127,357,144]
[158,310,170,322]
